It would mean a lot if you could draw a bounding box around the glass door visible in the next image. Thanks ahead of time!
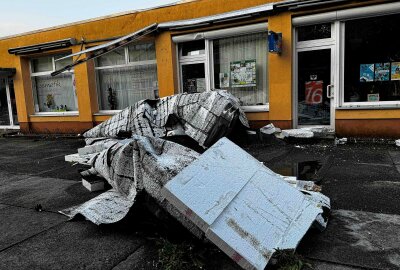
[0,78,18,128]
[297,48,334,127]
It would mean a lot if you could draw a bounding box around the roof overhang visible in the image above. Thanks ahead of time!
[0,68,16,77]
[8,38,77,55]
[50,0,355,76]
[158,3,273,30]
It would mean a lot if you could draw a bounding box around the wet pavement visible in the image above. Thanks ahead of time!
[1,136,400,269]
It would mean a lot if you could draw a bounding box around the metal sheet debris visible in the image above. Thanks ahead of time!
[162,138,330,270]
[83,90,248,148]
[395,139,400,147]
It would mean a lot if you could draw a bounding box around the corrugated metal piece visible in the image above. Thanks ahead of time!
[162,138,330,270]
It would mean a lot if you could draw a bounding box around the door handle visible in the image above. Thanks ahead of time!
[327,84,334,99]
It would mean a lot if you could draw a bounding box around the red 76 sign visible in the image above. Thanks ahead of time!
[305,80,323,105]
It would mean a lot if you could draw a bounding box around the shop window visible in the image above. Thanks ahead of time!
[177,28,269,108]
[30,54,78,113]
[179,40,205,57]
[95,42,158,111]
[344,14,400,103]
[297,23,331,42]
[213,33,268,106]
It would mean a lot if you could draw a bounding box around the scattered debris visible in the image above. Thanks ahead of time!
[396,139,400,147]
[335,137,348,145]
[162,138,330,270]
[61,92,330,270]
[81,177,106,192]
[260,124,280,135]
[277,127,334,140]
[282,129,314,139]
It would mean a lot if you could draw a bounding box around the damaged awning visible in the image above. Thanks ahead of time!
[8,38,77,55]
[0,68,16,77]
[50,23,158,76]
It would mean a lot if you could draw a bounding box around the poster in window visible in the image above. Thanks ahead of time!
[391,62,400,81]
[305,80,323,105]
[219,73,229,88]
[230,60,256,88]
[360,64,374,82]
[375,63,390,81]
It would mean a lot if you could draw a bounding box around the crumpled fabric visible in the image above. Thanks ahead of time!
[61,135,201,233]
[83,90,249,148]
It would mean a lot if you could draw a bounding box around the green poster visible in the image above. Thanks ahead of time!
[230,60,256,88]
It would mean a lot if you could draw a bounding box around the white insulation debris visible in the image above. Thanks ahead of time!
[162,138,330,270]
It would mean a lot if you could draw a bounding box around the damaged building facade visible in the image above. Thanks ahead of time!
[0,0,399,137]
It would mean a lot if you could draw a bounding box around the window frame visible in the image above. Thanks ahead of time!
[94,42,157,114]
[175,23,269,112]
[30,53,78,116]
[293,2,400,110]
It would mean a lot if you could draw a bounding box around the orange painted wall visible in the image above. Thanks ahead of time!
[0,0,277,133]
[1,0,400,135]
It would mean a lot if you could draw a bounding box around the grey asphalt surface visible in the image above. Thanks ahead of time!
[0,136,400,269]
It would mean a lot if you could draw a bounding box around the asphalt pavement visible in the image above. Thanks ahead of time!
[0,136,399,269]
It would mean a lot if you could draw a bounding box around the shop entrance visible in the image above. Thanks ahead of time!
[0,78,19,129]
[296,47,334,127]
[294,22,336,130]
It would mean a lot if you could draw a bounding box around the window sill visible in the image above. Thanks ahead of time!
[242,105,269,112]
[30,112,79,117]
[337,103,400,110]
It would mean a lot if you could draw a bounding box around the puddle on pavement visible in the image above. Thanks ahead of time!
[272,160,322,181]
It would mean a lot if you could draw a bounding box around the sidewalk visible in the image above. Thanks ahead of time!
[0,136,399,269]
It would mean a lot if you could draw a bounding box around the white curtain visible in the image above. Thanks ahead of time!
[97,64,158,110]
[213,32,268,106]
[33,73,77,112]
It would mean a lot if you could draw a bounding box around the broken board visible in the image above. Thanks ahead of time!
[162,138,327,270]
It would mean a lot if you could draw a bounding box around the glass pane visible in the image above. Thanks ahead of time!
[0,79,10,126]
[96,48,125,67]
[128,42,156,62]
[32,73,78,112]
[181,63,206,93]
[31,56,53,73]
[97,64,158,110]
[297,23,331,42]
[55,54,73,70]
[213,32,268,106]
[179,40,205,57]
[298,49,331,126]
[344,14,400,102]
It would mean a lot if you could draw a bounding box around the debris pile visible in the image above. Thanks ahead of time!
[261,124,334,140]
[63,91,330,270]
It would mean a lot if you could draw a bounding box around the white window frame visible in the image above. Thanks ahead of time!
[174,23,269,112]
[30,54,78,116]
[94,43,157,115]
[293,1,400,110]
